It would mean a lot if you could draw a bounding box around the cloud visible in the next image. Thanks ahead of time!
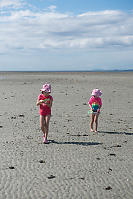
[48,5,57,12]
[0,0,24,9]
[0,0,133,54]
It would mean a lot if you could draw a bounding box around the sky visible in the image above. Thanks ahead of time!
[0,0,133,71]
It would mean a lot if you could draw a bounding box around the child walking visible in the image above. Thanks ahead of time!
[36,83,53,143]
[88,89,102,133]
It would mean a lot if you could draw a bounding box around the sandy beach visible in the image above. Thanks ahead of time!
[0,71,133,199]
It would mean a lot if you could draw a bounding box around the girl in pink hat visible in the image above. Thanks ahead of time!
[36,83,53,143]
[88,89,102,133]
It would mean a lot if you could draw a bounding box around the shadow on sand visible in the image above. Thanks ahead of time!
[69,134,89,137]
[99,131,133,135]
[49,140,102,146]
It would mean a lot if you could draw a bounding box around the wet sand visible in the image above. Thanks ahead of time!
[0,71,133,199]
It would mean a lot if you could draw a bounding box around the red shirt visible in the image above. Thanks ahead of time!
[38,94,53,116]
[89,96,102,107]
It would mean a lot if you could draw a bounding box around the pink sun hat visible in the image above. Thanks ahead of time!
[91,89,102,97]
[40,83,51,93]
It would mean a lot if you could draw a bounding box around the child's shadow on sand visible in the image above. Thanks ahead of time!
[99,131,133,135]
[49,140,102,146]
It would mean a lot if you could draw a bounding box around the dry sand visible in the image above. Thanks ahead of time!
[0,71,133,199]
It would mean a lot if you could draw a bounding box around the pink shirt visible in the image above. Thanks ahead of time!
[89,96,102,107]
[38,94,53,116]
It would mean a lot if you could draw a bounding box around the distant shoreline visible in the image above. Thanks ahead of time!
[0,69,133,73]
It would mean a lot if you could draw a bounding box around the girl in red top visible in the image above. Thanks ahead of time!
[36,83,53,143]
[89,89,102,133]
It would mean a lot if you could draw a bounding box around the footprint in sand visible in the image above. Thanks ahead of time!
[39,160,45,163]
[109,153,116,156]
[18,114,25,117]
[11,116,16,119]
[47,175,56,179]
[9,166,15,169]
[105,186,112,190]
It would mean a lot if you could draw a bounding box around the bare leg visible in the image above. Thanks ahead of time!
[94,113,99,132]
[40,115,46,136]
[90,114,95,132]
[44,115,51,140]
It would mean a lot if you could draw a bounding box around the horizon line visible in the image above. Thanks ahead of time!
[0,69,133,72]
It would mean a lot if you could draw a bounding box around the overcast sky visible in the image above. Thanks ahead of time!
[0,0,133,71]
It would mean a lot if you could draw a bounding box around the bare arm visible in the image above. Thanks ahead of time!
[36,98,53,107]
[97,104,102,113]
[45,99,53,108]
[36,99,44,106]
[99,105,102,109]
[98,100,102,109]
[88,103,92,110]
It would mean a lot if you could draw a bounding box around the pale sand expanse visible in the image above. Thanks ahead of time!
[0,71,133,199]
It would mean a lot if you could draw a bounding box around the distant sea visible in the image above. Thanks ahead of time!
[0,69,133,72]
